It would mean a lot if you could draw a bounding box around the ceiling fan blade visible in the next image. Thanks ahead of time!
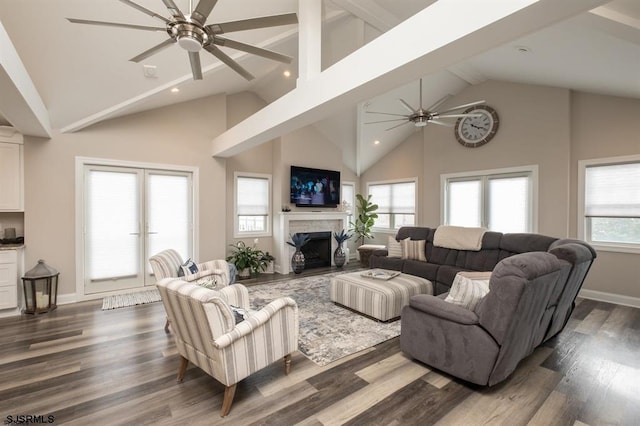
[426,94,452,112]
[129,38,175,62]
[188,51,203,80]
[438,100,486,114]
[385,121,412,131]
[66,18,165,32]
[429,120,454,127]
[214,37,293,63]
[208,13,298,34]
[118,0,169,24]
[161,0,186,20]
[436,113,483,118]
[204,44,255,80]
[365,118,407,124]
[398,99,417,114]
[191,0,219,25]
[366,111,410,117]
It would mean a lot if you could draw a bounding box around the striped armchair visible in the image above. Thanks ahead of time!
[150,249,233,330]
[157,278,299,417]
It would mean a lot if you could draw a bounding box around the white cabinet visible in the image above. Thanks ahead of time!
[0,250,19,310]
[0,127,24,212]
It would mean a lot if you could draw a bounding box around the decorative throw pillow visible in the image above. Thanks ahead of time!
[179,258,199,277]
[230,305,248,324]
[444,271,492,311]
[401,239,426,261]
[387,236,403,257]
[196,276,217,289]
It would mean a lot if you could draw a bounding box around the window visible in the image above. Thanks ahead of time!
[442,166,537,233]
[342,181,355,223]
[235,172,271,237]
[368,180,416,231]
[580,156,640,251]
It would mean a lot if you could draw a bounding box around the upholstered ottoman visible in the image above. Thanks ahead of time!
[330,270,433,321]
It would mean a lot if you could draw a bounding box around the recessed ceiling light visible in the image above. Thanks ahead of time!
[170,87,180,93]
[283,70,291,78]
[374,140,380,145]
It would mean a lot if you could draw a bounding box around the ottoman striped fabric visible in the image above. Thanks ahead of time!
[330,271,433,321]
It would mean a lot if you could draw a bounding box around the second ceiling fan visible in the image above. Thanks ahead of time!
[366,79,485,131]
[68,0,298,81]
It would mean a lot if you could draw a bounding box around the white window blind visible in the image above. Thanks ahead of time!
[447,180,481,228]
[585,163,640,218]
[488,176,529,233]
[369,181,416,230]
[87,170,139,280]
[236,174,271,236]
[342,182,355,214]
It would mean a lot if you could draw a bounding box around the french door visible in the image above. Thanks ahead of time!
[83,165,193,295]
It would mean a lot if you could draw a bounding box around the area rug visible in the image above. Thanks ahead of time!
[101,289,162,310]
[247,271,401,366]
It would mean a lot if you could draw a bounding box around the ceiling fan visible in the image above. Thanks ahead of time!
[67,0,298,81]
[365,79,485,131]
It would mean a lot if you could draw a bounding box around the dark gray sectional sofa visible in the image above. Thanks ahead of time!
[370,226,596,386]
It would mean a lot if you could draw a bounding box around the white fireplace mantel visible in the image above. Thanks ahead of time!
[275,211,348,274]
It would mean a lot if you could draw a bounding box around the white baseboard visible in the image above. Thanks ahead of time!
[57,293,77,305]
[578,289,640,309]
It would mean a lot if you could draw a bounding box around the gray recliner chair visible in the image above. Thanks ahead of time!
[400,251,572,386]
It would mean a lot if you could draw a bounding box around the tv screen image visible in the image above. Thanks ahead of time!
[290,166,340,207]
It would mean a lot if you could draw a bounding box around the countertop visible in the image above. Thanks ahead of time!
[0,244,24,250]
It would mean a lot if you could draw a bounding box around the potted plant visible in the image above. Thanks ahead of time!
[349,193,379,246]
[287,233,310,274]
[226,241,267,279]
[333,229,352,268]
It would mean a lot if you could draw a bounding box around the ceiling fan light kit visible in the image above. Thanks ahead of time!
[67,0,298,81]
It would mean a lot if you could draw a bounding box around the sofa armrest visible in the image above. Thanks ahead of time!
[408,294,479,325]
[213,297,298,349]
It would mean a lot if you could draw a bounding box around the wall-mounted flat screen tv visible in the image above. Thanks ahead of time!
[290,165,341,207]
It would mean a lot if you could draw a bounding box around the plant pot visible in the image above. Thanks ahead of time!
[291,250,305,274]
[334,244,346,268]
[238,267,251,279]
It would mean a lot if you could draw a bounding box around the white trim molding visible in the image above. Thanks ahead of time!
[579,289,640,309]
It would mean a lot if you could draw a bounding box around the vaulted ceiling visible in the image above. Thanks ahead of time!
[0,0,638,174]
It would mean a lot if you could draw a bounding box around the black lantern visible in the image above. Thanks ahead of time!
[21,259,59,314]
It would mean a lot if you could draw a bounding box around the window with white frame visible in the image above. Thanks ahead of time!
[580,156,640,250]
[235,173,271,237]
[442,166,536,233]
[342,181,355,223]
[368,180,416,231]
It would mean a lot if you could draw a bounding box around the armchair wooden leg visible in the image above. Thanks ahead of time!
[177,356,189,382]
[284,354,292,375]
[220,384,237,417]
[164,317,171,332]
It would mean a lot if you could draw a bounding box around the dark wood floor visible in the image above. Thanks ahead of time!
[1,266,639,425]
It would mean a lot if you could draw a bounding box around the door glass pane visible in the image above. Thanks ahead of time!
[87,170,139,280]
[489,176,529,232]
[448,180,481,227]
[147,173,191,262]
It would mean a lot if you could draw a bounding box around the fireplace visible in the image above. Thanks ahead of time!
[298,231,331,269]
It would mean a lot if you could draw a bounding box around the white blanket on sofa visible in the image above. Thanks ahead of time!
[434,226,486,251]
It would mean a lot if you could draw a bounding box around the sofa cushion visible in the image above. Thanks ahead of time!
[444,271,492,311]
[387,236,403,257]
[402,239,426,261]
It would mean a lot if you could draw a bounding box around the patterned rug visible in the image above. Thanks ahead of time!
[247,271,401,366]
[101,289,162,310]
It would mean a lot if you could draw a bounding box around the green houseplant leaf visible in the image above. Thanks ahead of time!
[349,193,379,246]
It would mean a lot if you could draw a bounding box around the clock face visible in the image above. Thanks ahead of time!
[455,105,499,148]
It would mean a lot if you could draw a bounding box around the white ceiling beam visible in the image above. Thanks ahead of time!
[329,0,401,33]
[0,21,51,138]
[297,0,322,82]
[211,0,609,158]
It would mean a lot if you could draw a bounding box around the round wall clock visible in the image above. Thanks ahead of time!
[454,105,500,148]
